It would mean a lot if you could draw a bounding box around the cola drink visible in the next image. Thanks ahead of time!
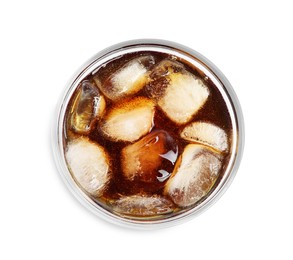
[55,41,243,226]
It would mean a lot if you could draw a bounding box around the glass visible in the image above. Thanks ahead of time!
[52,39,244,229]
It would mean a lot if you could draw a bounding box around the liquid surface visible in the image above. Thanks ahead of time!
[63,51,233,219]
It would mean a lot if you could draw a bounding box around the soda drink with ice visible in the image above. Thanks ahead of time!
[55,40,243,227]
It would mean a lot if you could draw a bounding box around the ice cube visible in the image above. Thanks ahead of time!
[180,122,228,153]
[164,144,222,207]
[146,60,209,124]
[121,130,178,183]
[94,55,155,101]
[70,81,106,134]
[65,137,111,197]
[100,97,155,142]
[112,195,174,216]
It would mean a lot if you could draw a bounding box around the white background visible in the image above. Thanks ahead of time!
[1,0,292,259]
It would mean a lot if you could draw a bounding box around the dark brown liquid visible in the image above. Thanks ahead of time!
[63,51,233,215]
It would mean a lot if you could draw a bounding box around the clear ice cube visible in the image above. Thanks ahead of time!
[94,55,155,101]
[146,60,209,124]
[100,97,155,142]
[164,144,222,207]
[121,130,178,183]
[180,121,228,153]
[112,195,174,216]
[70,81,106,134]
[65,137,111,197]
